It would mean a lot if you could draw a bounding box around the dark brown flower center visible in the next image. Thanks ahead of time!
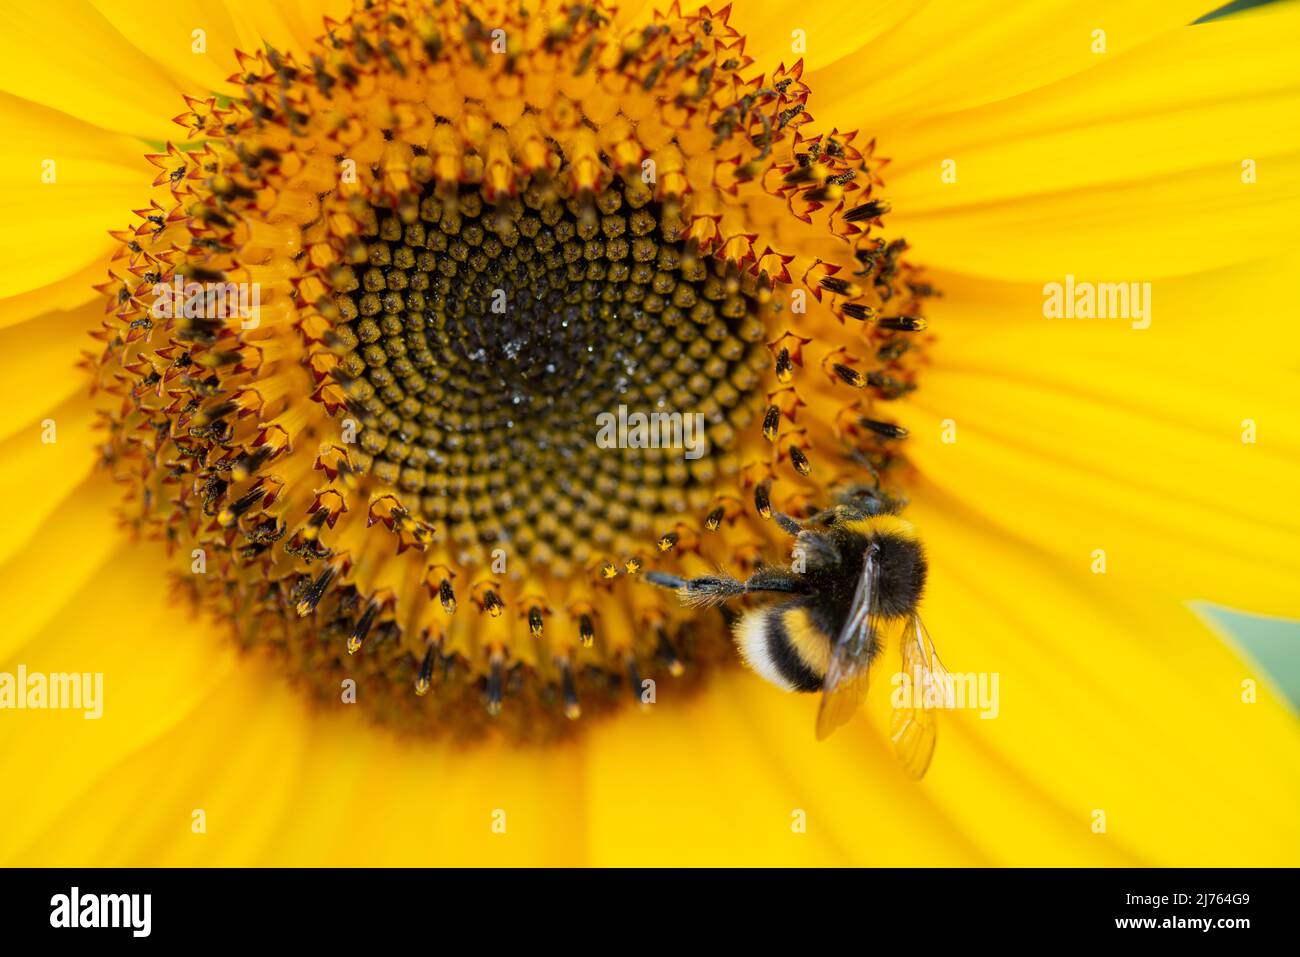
[325,173,773,574]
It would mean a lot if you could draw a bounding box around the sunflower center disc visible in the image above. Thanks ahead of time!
[328,176,771,574]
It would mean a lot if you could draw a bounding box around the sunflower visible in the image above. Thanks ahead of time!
[0,0,1297,867]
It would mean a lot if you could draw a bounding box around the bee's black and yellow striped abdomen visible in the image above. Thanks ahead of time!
[733,607,828,692]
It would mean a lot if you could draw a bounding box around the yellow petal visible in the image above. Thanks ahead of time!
[805,0,1208,127]
[89,0,353,97]
[583,669,991,865]
[0,299,98,440]
[0,1,185,141]
[903,488,1300,865]
[724,0,925,74]
[891,262,1300,618]
[0,93,145,298]
[878,4,1300,279]
[0,391,96,569]
[0,542,244,865]
[87,0,258,96]
[0,473,122,665]
[0,264,106,330]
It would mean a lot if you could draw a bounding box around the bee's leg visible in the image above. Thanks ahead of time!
[745,567,810,594]
[773,511,804,536]
[644,569,809,607]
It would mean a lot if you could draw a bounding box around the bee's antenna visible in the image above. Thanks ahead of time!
[842,445,882,487]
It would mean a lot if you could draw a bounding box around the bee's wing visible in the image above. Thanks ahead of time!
[815,546,882,740]
[889,613,948,778]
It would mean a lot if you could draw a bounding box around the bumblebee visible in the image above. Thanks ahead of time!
[647,487,948,777]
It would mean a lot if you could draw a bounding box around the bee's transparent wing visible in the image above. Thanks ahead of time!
[889,613,948,778]
[815,546,883,740]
